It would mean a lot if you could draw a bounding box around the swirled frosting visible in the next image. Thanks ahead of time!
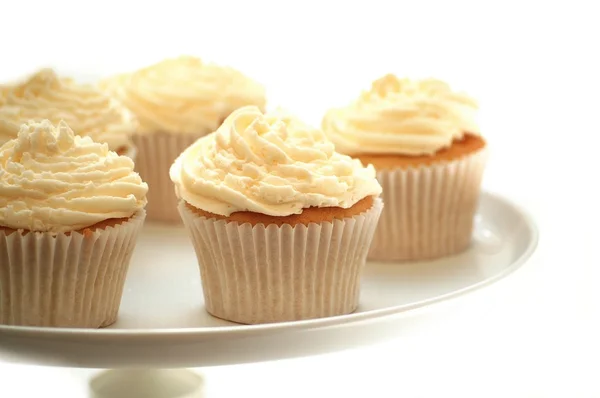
[322,74,480,156]
[0,69,136,150]
[0,120,148,233]
[170,106,381,217]
[0,85,10,105]
[100,56,267,135]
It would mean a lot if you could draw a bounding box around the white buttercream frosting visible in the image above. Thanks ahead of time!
[170,106,382,217]
[0,120,147,232]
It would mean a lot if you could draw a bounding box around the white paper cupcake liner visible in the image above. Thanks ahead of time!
[132,132,202,224]
[368,149,488,262]
[0,210,146,328]
[178,199,383,325]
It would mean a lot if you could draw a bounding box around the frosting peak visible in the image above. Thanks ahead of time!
[0,69,136,151]
[100,56,267,135]
[0,120,148,233]
[322,74,480,156]
[14,118,75,156]
[170,106,381,217]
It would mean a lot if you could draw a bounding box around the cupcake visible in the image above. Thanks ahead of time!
[322,74,487,261]
[0,69,137,159]
[101,56,266,223]
[170,106,383,324]
[0,120,148,328]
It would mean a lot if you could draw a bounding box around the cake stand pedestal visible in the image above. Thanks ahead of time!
[89,369,206,398]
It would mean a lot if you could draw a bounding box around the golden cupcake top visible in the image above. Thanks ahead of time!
[322,74,480,156]
[100,55,267,135]
[170,106,382,217]
[0,69,136,151]
[0,120,148,233]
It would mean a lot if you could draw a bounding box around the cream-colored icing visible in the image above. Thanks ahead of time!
[322,74,480,156]
[0,69,136,151]
[0,120,147,233]
[170,106,381,217]
[100,56,266,135]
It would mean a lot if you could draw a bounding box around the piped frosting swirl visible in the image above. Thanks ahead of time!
[0,119,147,233]
[0,69,136,151]
[170,106,382,217]
[322,74,480,156]
[100,56,266,135]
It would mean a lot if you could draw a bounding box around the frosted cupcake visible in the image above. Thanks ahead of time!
[322,74,487,261]
[0,120,148,328]
[101,56,266,223]
[0,69,137,158]
[170,106,383,324]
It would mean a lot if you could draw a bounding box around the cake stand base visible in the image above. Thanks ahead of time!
[89,369,205,398]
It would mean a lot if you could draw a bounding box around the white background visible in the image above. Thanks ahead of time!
[0,0,598,396]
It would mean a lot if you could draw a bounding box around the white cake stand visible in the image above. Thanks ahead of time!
[0,192,538,398]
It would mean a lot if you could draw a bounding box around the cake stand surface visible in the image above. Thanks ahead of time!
[0,192,537,371]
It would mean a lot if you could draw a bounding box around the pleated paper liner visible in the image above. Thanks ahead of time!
[179,198,383,325]
[133,132,202,224]
[0,210,146,328]
[368,148,488,262]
